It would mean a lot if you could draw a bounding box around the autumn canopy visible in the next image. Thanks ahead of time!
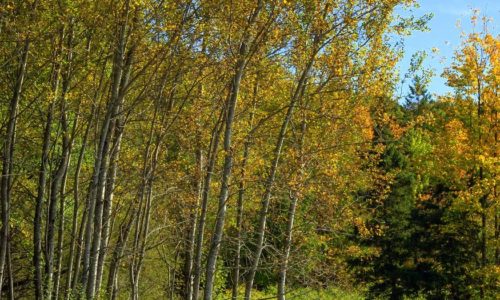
[0,0,498,299]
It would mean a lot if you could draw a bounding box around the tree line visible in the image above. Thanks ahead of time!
[0,0,498,299]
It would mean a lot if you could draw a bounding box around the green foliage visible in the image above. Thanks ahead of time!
[219,287,365,300]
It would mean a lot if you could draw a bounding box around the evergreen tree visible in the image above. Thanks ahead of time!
[404,75,432,116]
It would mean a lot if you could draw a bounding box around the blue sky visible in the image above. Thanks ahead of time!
[395,0,500,96]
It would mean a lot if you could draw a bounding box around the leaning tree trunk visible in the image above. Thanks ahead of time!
[128,102,163,300]
[65,59,104,299]
[231,139,250,300]
[106,206,135,300]
[278,117,306,300]
[0,36,30,296]
[64,105,95,299]
[44,27,69,300]
[93,45,133,297]
[52,102,75,300]
[0,0,38,290]
[95,117,124,295]
[244,57,314,300]
[33,102,53,300]
[82,2,130,296]
[231,78,257,300]
[6,240,13,300]
[129,116,155,300]
[192,111,224,300]
[277,192,298,300]
[183,149,203,300]
[45,111,70,300]
[129,140,160,300]
[53,23,76,300]
[203,4,265,296]
[203,63,246,300]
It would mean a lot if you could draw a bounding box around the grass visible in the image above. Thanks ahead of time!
[218,286,364,300]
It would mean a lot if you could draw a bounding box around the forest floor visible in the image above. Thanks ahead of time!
[219,287,364,299]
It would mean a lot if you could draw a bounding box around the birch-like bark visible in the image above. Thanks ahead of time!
[277,193,297,300]
[0,0,39,289]
[203,73,244,299]
[53,162,70,300]
[129,140,160,300]
[244,57,314,300]
[33,103,53,300]
[65,105,95,299]
[0,36,30,296]
[82,2,130,297]
[204,4,263,298]
[91,42,133,298]
[53,93,77,300]
[45,107,69,300]
[278,118,306,300]
[183,149,203,300]
[95,118,124,295]
[35,23,64,299]
[44,27,68,300]
[54,21,75,300]
[106,206,135,300]
[192,111,224,300]
[6,240,13,300]
[66,59,104,299]
[231,79,257,300]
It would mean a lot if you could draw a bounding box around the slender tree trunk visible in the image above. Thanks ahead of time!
[192,111,224,300]
[94,48,136,293]
[203,2,265,291]
[245,58,313,300]
[65,36,97,297]
[185,14,209,299]
[66,59,104,299]
[277,191,298,300]
[45,121,69,300]
[83,92,112,299]
[73,196,88,293]
[34,103,54,300]
[231,142,250,300]
[133,170,155,300]
[129,128,160,300]
[53,22,75,300]
[494,109,498,265]
[90,47,133,298]
[34,24,65,295]
[203,72,243,299]
[0,37,30,295]
[53,99,75,300]
[475,69,487,300]
[87,111,114,299]
[495,208,499,265]
[53,163,70,300]
[184,149,203,300]
[231,79,257,300]
[278,114,307,300]
[65,105,94,298]
[83,3,130,296]
[129,175,149,300]
[0,0,39,289]
[129,110,156,300]
[6,238,13,300]
[106,64,158,299]
[95,119,124,295]
[106,206,135,300]
[89,42,134,300]
[44,29,66,299]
